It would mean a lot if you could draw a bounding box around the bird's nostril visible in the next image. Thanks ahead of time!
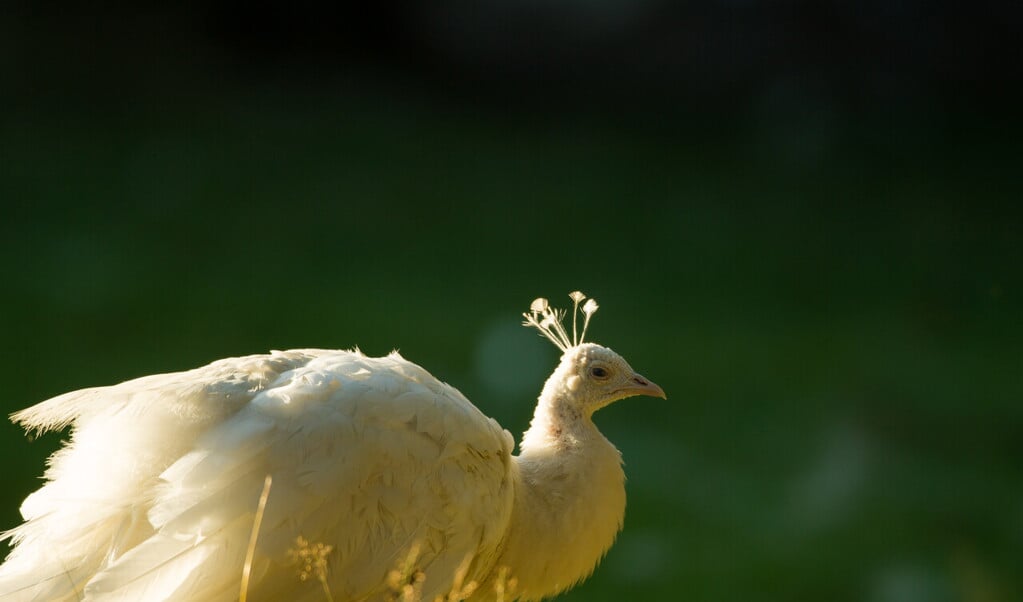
[633,377,648,386]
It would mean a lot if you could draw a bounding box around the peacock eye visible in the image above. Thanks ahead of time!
[590,366,609,379]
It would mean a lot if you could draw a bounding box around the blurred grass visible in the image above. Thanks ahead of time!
[0,82,1020,601]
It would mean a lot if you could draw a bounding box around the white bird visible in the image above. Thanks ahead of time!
[0,292,665,602]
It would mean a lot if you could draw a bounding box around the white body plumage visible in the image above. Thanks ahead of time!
[0,295,664,601]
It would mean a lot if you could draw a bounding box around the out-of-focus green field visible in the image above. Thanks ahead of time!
[1,86,1020,601]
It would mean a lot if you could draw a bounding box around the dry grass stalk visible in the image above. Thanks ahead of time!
[240,475,273,602]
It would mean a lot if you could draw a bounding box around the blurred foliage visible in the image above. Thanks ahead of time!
[1,3,1021,601]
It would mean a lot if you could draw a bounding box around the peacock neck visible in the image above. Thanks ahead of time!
[491,384,627,601]
[520,360,597,452]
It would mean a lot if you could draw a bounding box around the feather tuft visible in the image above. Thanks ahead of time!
[522,291,599,351]
[580,298,599,343]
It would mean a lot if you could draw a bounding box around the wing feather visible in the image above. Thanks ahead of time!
[1,349,516,602]
[0,350,327,601]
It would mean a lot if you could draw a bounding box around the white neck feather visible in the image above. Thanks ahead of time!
[489,373,626,601]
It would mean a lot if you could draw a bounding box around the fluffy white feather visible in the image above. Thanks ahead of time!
[0,293,665,601]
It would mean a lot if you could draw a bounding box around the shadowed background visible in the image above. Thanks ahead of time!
[1,2,1021,600]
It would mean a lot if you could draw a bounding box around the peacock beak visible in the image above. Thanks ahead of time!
[621,373,667,399]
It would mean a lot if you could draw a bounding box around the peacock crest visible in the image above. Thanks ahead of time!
[522,291,599,352]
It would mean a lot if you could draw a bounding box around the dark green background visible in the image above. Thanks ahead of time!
[2,4,1021,601]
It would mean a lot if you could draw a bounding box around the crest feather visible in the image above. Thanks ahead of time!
[522,291,600,351]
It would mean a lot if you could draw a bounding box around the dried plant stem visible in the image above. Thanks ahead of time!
[240,475,273,602]
[493,566,518,602]
[318,573,336,602]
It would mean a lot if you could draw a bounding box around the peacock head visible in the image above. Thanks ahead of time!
[524,292,666,416]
